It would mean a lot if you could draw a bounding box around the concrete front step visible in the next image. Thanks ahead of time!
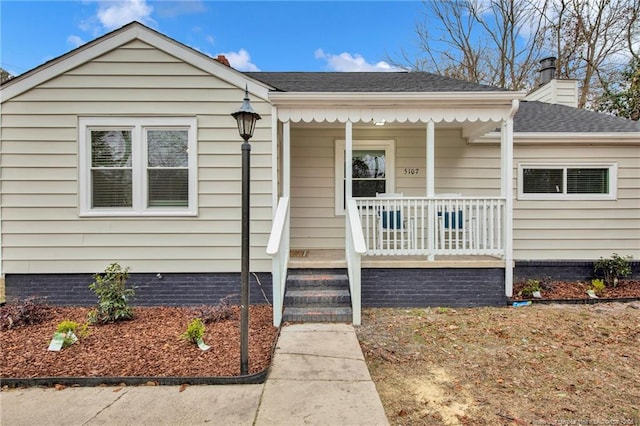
[285,289,351,306]
[282,307,353,323]
[283,269,352,323]
[286,273,349,290]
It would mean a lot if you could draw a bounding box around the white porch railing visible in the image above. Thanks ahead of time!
[266,196,290,326]
[354,196,505,257]
[345,199,366,326]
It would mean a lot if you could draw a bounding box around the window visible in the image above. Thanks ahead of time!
[518,163,616,200]
[335,140,395,214]
[80,117,197,216]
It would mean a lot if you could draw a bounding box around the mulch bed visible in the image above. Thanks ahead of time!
[0,305,278,381]
[511,279,640,301]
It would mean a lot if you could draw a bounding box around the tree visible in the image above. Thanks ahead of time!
[597,57,640,121]
[1,68,13,84]
[398,0,639,109]
[398,0,544,90]
[538,0,640,108]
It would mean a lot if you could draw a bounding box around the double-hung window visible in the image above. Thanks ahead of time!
[80,117,197,216]
[518,163,617,200]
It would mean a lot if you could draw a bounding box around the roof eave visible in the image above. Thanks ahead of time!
[474,131,640,144]
[268,91,526,107]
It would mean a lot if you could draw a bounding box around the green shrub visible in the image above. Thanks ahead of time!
[88,263,135,323]
[181,318,206,343]
[593,253,632,287]
[519,279,541,298]
[55,320,89,348]
[589,279,606,297]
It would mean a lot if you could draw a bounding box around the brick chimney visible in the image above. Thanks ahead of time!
[215,54,231,67]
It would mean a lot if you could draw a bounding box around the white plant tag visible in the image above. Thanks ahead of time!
[587,289,599,299]
[196,338,210,351]
[48,332,65,351]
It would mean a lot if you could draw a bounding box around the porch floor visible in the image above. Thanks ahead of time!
[289,249,505,269]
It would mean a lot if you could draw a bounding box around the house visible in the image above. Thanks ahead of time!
[1,22,638,325]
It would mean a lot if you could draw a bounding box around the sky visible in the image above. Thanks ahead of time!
[0,0,425,77]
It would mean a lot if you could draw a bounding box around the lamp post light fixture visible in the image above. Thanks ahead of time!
[231,86,261,375]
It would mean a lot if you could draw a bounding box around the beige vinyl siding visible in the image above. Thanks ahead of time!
[525,80,578,108]
[513,144,640,260]
[289,126,501,249]
[1,40,272,274]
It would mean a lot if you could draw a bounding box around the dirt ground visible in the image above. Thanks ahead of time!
[356,303,640,425]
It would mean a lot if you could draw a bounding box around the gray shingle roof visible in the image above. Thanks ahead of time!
[514,101,640,133]
[245,72,639,133]
[244,71,505,92]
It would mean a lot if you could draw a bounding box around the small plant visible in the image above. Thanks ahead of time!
[0,296,51,331]
[519,279,541,298]
[88,263,135,324]
[589,279,606,297]
[55,320,89,348]
[191,296,234,324]
[594,253,632,287]
[181,318,206,343]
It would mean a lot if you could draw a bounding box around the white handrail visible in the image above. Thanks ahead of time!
[345,199,365,325]
[346,199,367,255]
[266,196,290,326]
[266,197,290,255]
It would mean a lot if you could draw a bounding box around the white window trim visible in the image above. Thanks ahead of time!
[79,117,198,217]
[517,163,617,201]
[335,139,395,215]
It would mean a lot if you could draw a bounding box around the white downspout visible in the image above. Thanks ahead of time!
[502,100,519,298]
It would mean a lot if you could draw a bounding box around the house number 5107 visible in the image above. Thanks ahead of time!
[404,168,420,175]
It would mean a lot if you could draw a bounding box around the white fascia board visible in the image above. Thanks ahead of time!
[473,131,640,145]
[267,91,527,107]
[1,23,271,102]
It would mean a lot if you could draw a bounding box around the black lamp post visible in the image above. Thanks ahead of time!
[231,86,261,375]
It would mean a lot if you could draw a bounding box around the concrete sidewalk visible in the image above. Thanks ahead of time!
[1,323,389,426]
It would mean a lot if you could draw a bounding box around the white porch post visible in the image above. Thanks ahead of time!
[501,100,518,297]
[426,120,435,260]
[283,120,291,198]
[345,120,353,198]
[271,107,279,210]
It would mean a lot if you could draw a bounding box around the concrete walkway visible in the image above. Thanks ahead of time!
[1,323,389,426]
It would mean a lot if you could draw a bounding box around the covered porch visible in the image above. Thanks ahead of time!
[266,91,523,325]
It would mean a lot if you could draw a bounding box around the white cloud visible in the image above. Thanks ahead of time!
[218,49,260,72]
[206,35,215,45]
[67,35,85,48]
[97,0,155,31]
[314,49,402,72]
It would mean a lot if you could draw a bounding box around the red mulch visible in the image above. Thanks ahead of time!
[0,306,278,379]
[512,279,640,300]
